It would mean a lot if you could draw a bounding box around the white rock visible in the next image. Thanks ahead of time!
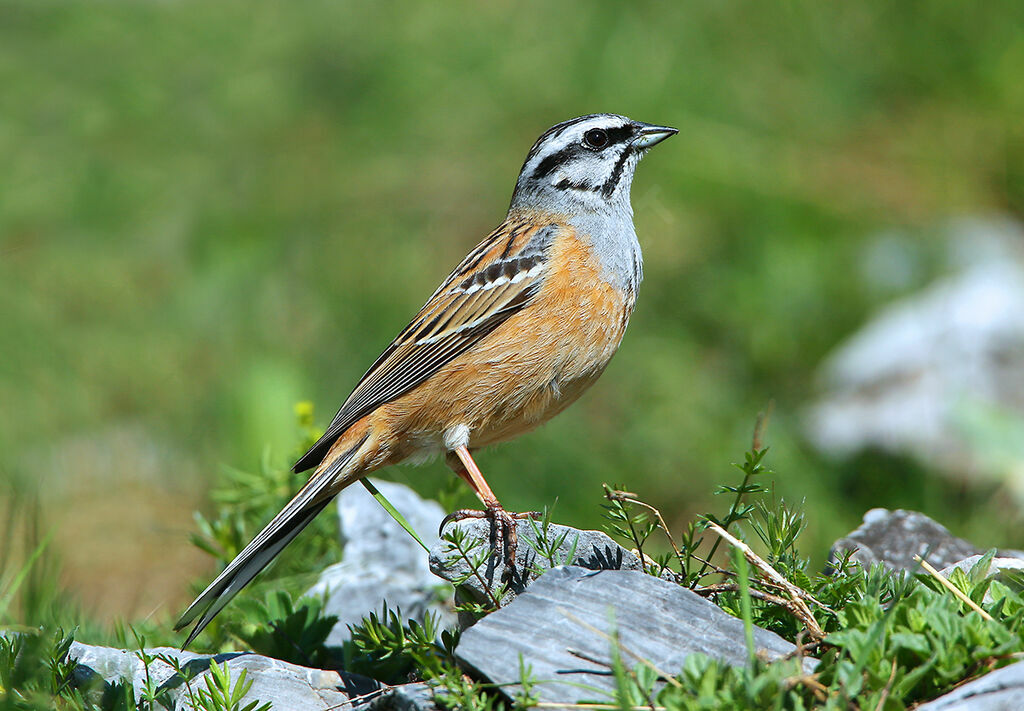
[806,217,1024,493]
[306,479,455,646]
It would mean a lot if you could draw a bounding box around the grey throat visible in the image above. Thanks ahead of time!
[508,113,676,296]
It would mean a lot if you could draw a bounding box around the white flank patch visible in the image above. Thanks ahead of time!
[443,423,471,451]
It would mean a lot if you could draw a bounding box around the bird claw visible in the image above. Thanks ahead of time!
[439,507,542,570]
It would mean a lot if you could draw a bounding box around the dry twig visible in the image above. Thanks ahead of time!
[913,554,994,622]
[706,521,825,639]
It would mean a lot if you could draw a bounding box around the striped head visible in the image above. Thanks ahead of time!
[510,113,676,214]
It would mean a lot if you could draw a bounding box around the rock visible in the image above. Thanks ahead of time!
[306,479,455,647]
[917,660,1024,710]
[68,642,382,710]
[455,566,815,706]
[829,509,982,573]
[368,682,441,710]
[938,554,1024,604]
[805,216,1024,494]
[429,518,657,610]
[940,554,1024,579]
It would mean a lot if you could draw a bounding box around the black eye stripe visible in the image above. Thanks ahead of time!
[604,125,635,144]
[527,121,637,182]
[531,145,579,179]
[525,114,604,159]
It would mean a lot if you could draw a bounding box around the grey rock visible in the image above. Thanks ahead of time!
[368,682,441,710]
[940,554,1024,579]
[307,479,455,646]
[455,566,815,706]
[938,554,1024,604]
[917,660,1024,710]
[805,216,1024,492]
[430,518,657,610]
[829,508,982,573]
[69,642,382,710]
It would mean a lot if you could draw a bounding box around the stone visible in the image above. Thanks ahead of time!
[306,479,455,647]
[454,566,815,706]
[829,508,982,573]
[429,518,657,610]
[68,642,382,710]
[368,682,441,710]
[805,216,1024,495]
[916,659,1024,710]
[938,554,1024,604]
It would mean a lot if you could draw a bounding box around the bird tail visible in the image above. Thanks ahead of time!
[175,434,368,648]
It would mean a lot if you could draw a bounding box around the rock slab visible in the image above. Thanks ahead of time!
[917,660,1024,710]
[69,642,382,710]
[307,479,454,646]
[430,518,654,610]
[455,566,815,706]
[829,508,982,573]
[368,682,441,711]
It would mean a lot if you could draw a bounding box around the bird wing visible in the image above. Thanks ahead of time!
[293,220,561,472]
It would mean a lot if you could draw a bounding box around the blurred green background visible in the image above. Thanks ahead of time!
[2,0,1023,623]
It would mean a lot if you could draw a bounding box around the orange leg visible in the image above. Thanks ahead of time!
[451,446,501,508]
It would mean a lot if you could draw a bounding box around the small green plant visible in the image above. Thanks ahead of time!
[695,446,771,582]
[194,660,270,711]
[523,507,579,577]
[602,483,658,570]
[345,604,507,709]
[0,628,93,710]
[152,651,204,711]
[436,525,509,614]
[230,590,338,669]
[345,604,453,683]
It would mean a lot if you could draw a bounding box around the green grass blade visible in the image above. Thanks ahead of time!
[0,531,52,623]
[360,480,429,552]
[733,547,756,668]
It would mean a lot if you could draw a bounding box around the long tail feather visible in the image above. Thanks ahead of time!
[175,438,365,647]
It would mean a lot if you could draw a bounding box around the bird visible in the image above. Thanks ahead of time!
[175,113,676,646]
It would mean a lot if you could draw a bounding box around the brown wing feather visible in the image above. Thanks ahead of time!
[293,219,561,472]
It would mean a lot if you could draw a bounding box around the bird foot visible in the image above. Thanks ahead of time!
[439,506,542,570]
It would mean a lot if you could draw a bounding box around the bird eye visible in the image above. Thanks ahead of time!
[583,128,609,149]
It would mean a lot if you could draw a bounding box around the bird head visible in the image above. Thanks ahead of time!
[511,113,676,213]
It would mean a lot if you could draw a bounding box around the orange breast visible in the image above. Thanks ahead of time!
[380,223,633,459]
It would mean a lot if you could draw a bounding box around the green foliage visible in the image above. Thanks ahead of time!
[647,655,814,711]
[345,605,507,709]
[345,605,455,683]
[523,509,580,577]
[603,484,659,570]
[599,446,1024,710]
[194,661,270,711]
[229,591,338,669]
[436,526,509,615]
[5,419,1024,709]
[0,629,86,711]
[698,447,772,582]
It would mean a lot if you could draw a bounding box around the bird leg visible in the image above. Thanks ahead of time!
[439,445,539,568]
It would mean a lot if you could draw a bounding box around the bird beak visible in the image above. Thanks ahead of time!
[632,123,678,149]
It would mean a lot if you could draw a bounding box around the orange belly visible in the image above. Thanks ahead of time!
[380,227,634,462]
